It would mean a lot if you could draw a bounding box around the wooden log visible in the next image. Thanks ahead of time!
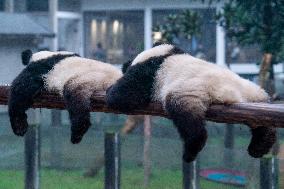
[1,85,284,127]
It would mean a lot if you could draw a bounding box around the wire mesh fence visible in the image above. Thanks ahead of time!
[0,108,283,188]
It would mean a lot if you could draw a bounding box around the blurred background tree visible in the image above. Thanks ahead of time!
[153,10,201,44]
[216,0,284,94]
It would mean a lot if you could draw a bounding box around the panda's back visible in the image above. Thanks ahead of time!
[43,56,122,94]
[153,54,268,104]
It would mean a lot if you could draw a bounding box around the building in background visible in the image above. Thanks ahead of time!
[82,0,219,64]
[0,0,282,84]
[0,0,82,84]
[0,12,53,84]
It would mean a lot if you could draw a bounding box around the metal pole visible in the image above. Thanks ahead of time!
[143,8,152,183]
[144,7,152,50]
[183,158,200,189]
[49,0,58,51]
[216,3,226,67]
[143,115,151,186]
[105,132,121,189]
[25,109,41,189]
[260,157,279,189]
[50,109,62,169]
[49,0,62,170]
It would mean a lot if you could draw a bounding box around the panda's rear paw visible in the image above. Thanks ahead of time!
[248,145,271,158]
[183,152,197,163]
[11,117,28,136]
[183,145,199,163]
[70,124,90,144]
[248,127,276,158]
[71,134,84,144]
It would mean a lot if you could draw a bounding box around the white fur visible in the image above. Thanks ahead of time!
[31,51,75,62]
[132,44,173,65]
[152,54,268,106]
[43,56,122,94]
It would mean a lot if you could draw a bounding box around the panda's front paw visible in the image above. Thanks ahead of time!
[248,127,276,158]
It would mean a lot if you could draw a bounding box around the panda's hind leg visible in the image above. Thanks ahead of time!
[63,79,93,144]
[248,126,276,158]
[165,91,210,163]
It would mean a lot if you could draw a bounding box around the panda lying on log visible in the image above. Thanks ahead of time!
[8,50,122,144]
[106,44,276,163]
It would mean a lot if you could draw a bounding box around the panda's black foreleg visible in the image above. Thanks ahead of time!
[248,126,276,158]
[8,73,43,136]
[165,93,208,163]
[106,76,152,112]
[63,82,92,144]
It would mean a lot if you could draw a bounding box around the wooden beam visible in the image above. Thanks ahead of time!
[1,85,284,127]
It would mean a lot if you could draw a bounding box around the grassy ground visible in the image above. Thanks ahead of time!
[0,168,243,189]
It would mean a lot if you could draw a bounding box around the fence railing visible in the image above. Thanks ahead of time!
[0,85,283,189]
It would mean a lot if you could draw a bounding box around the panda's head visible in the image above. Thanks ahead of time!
[121,44,184,73]
[21,49,79,66]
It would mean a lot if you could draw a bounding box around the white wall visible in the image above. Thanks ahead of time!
[81,0,213,11]
[0,37,37,85]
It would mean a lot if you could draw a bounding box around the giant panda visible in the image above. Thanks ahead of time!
[106,44,276,162]
[8,50,122,143]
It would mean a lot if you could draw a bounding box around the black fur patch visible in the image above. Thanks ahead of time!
[165,94,208,163]
[21,49,33,65]
[107,56,165,112]
[122,59,133,74]
[169,46,186,55]
[153,41,164,47]
[8,53,78,136]
[248,127,276,158]
[121,45,185,74]
[63,81,92,144]
[106,45,185,112]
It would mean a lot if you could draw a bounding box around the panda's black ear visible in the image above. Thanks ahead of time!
[122,60,133,74]
[153,41,165,47]
[21,49,33,66]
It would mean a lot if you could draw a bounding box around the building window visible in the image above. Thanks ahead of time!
[0,0,4,11]
[84,11,144,64]
[26,0,48,12]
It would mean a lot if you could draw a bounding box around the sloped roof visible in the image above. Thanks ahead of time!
[0,13,54,37]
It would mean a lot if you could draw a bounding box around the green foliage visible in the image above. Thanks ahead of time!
[216,0,284,61]
[153,10,201,43]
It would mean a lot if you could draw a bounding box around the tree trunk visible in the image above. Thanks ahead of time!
[121,115,144,135]
[259,53,273,90]
[258,53,279,156]
[259,53,279,188]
